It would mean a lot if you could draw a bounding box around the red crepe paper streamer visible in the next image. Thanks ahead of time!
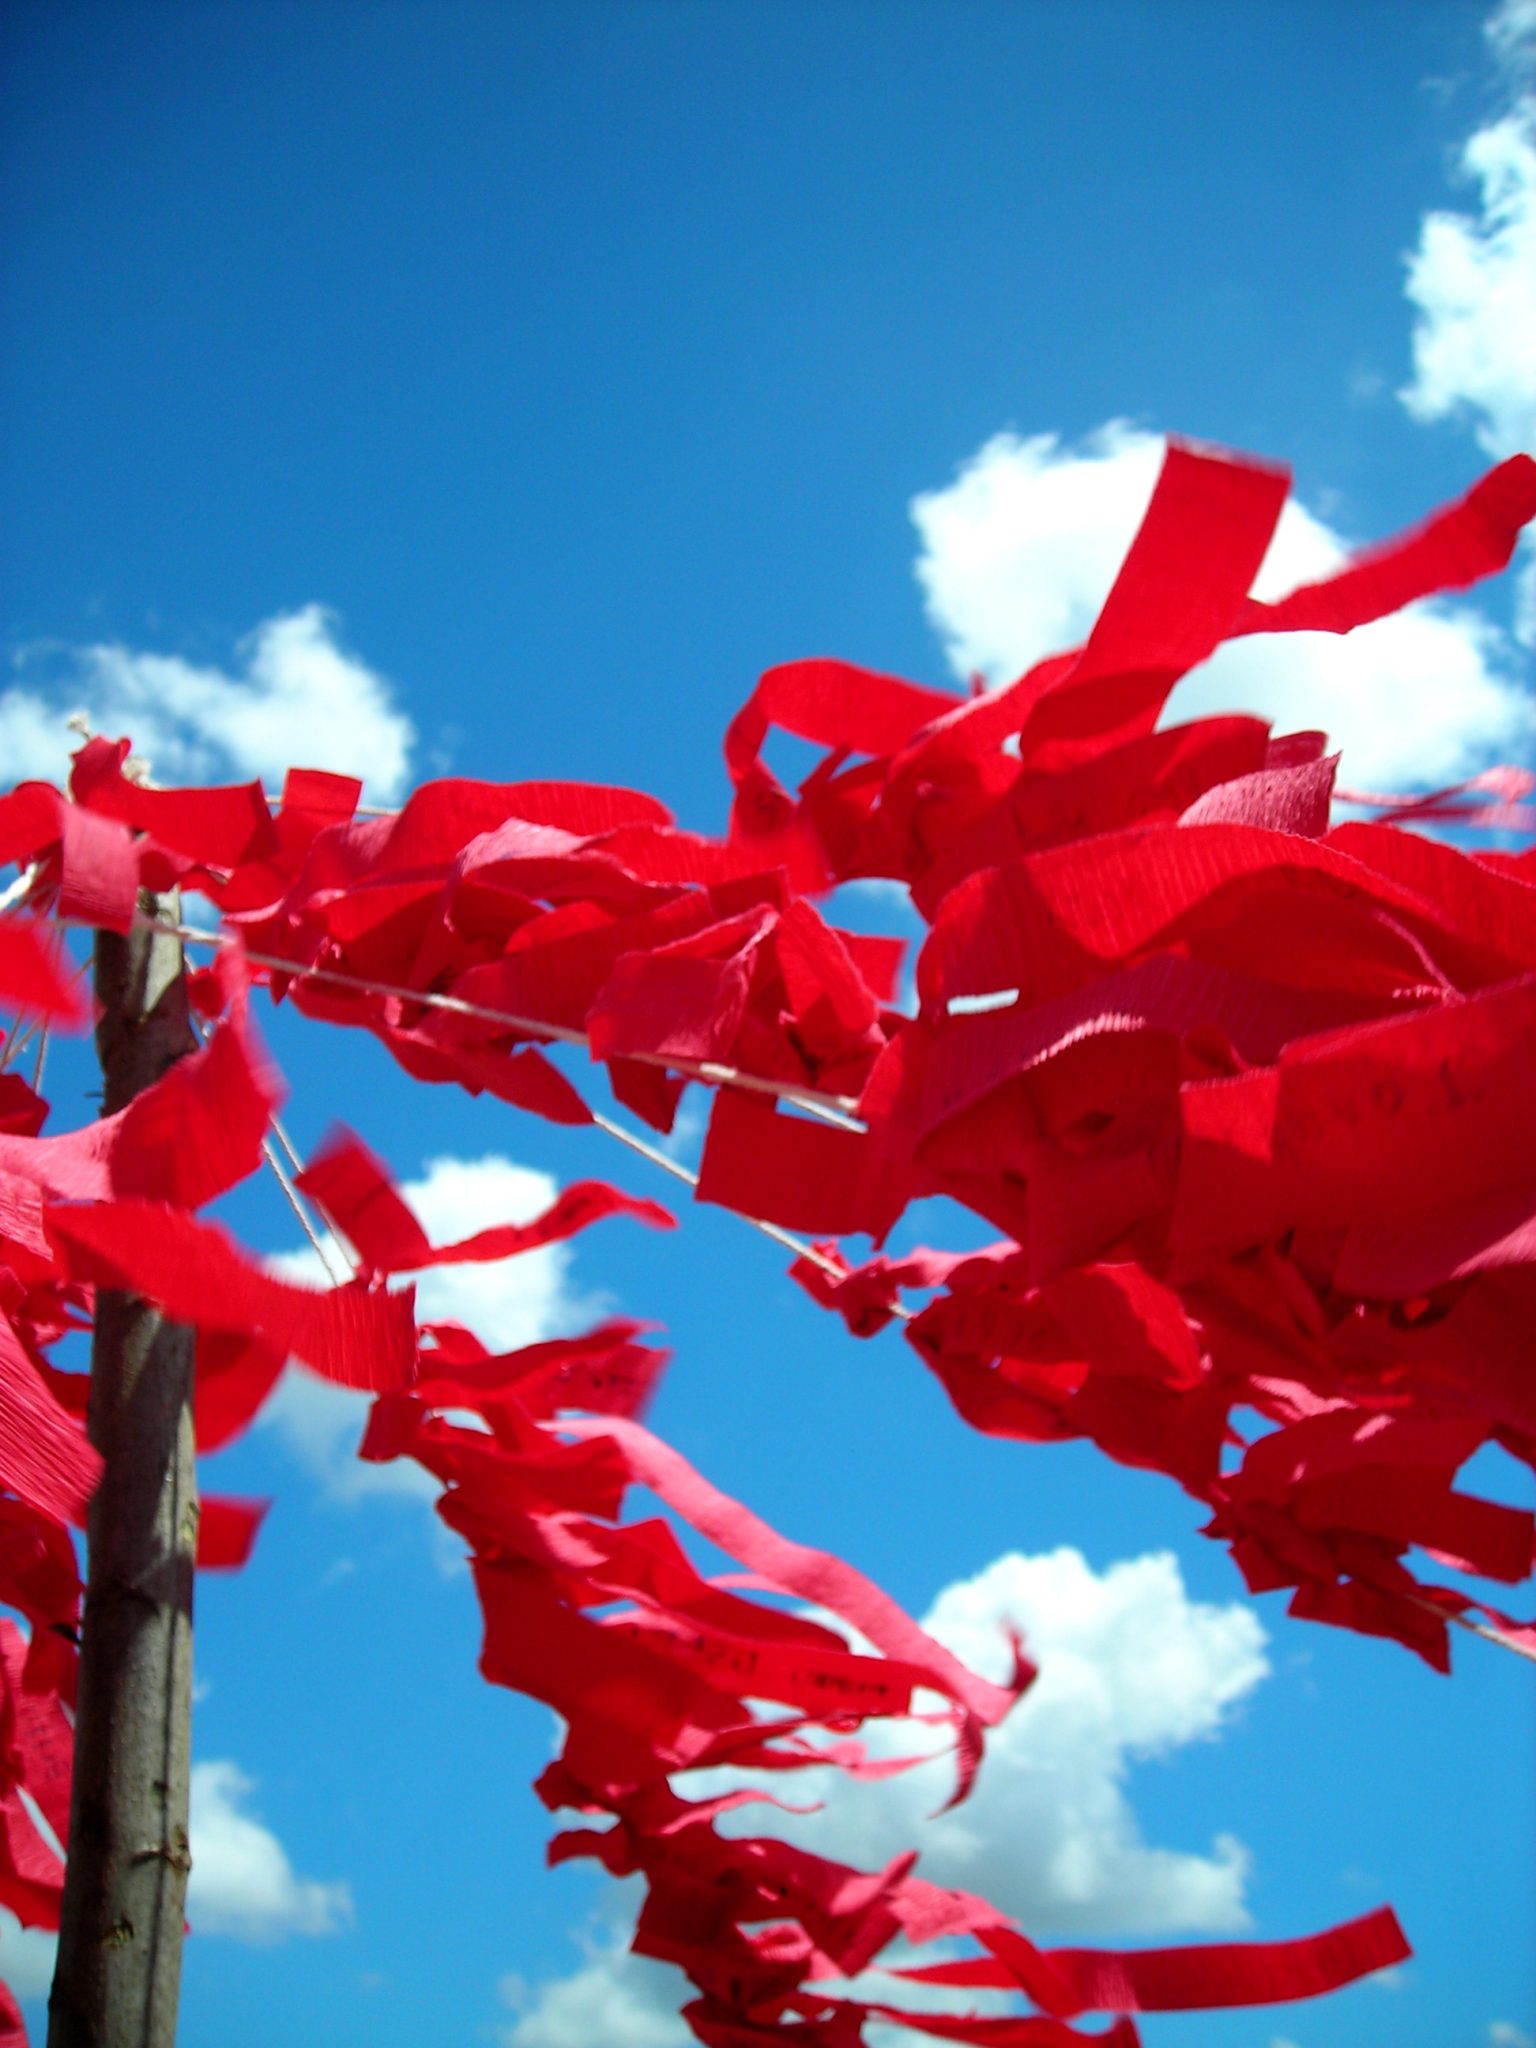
[195,1496,271,1571]
[0,922,85,1030]
[45,1201,417,1392]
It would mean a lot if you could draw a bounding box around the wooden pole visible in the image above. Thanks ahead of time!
[48,893,198,2048]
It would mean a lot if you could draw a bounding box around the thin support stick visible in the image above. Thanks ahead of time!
[48,891,198,2048]
[188,1016,352,1285]
[1405,1591,1536,1668]
[264,1111,360,1277]
[259,1135,350,1285]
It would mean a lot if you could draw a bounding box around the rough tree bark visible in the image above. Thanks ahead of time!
[48,893,198,2048]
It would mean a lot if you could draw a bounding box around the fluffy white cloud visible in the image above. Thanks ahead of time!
[1486,0,1536,63]
[1489,2024,1536,2048]
[401,1155,592,1347]
[503,1548,1267,2047]
[263,1152,590,1503]
[911,424,1531,787]
[1399,2,1536,641]
[1400,48,1536,458]
[0,1760,351,1986]
[912,421,1162,690]
[258,1371,442,1509]
[1,604,415,799]
[700,1547,1266,1937]
[188,1760,352,1941]
[499,1914,692,2048]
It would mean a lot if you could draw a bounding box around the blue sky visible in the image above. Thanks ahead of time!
[2,4,1534,2045]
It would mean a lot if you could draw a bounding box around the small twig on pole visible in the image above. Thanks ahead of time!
[48,891,199,2048]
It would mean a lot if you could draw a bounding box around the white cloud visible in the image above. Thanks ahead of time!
[1400,105,1536,460]
[258,1372,442,1507]
[2,604,415,799]
[911,425,1531,787]
[188,1760,352,1941]
[1398,5,1536,642]
[0,1762,354,1985]
[912,422,1161,691]
[262,1153,588,1503]
[1486,0,1536,69]
[693,1547,1266,1936]
[1490,2024,1536,2048]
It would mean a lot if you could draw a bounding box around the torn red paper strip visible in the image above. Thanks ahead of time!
[916,821,1536,1016]
[194,1330,286,1452]
[585,905,777,1067]
[57,803,139,935]
[1009,441,1291,775]
[0,1976,25,2048]
[0,785,139,934]
[725,658,961,838]
[610,1612,928,1721]
[0,1620,72,1849]
[291,1127,434,1270]
[1172,973,1536,1257]
[196,1495,271,1571]
[1334,762,1536,832]
[1178,751,1338,837]
[893,1903,1410,2015]
[1333,1175,1536,1297]
[553,1413,1027,1731]
[0,1012,277,1216]
[1233,453,1536,638]
[295,1126,672,1275]
[474,1555,753,1784]
[412,1322,670,1422]
[111,1012,282,1210]
[70,735,278,872]
[373,1024,595,1128]
[697,1090,914,1243]
[427,1180,674,1263]
[0,1782,64,1930]
[0,1312,100,1526]
[45,1201,417,1390]
[0,922,85,1028]
[344,775,673,877]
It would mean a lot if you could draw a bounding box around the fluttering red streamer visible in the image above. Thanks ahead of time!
[0,921,86,1029]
